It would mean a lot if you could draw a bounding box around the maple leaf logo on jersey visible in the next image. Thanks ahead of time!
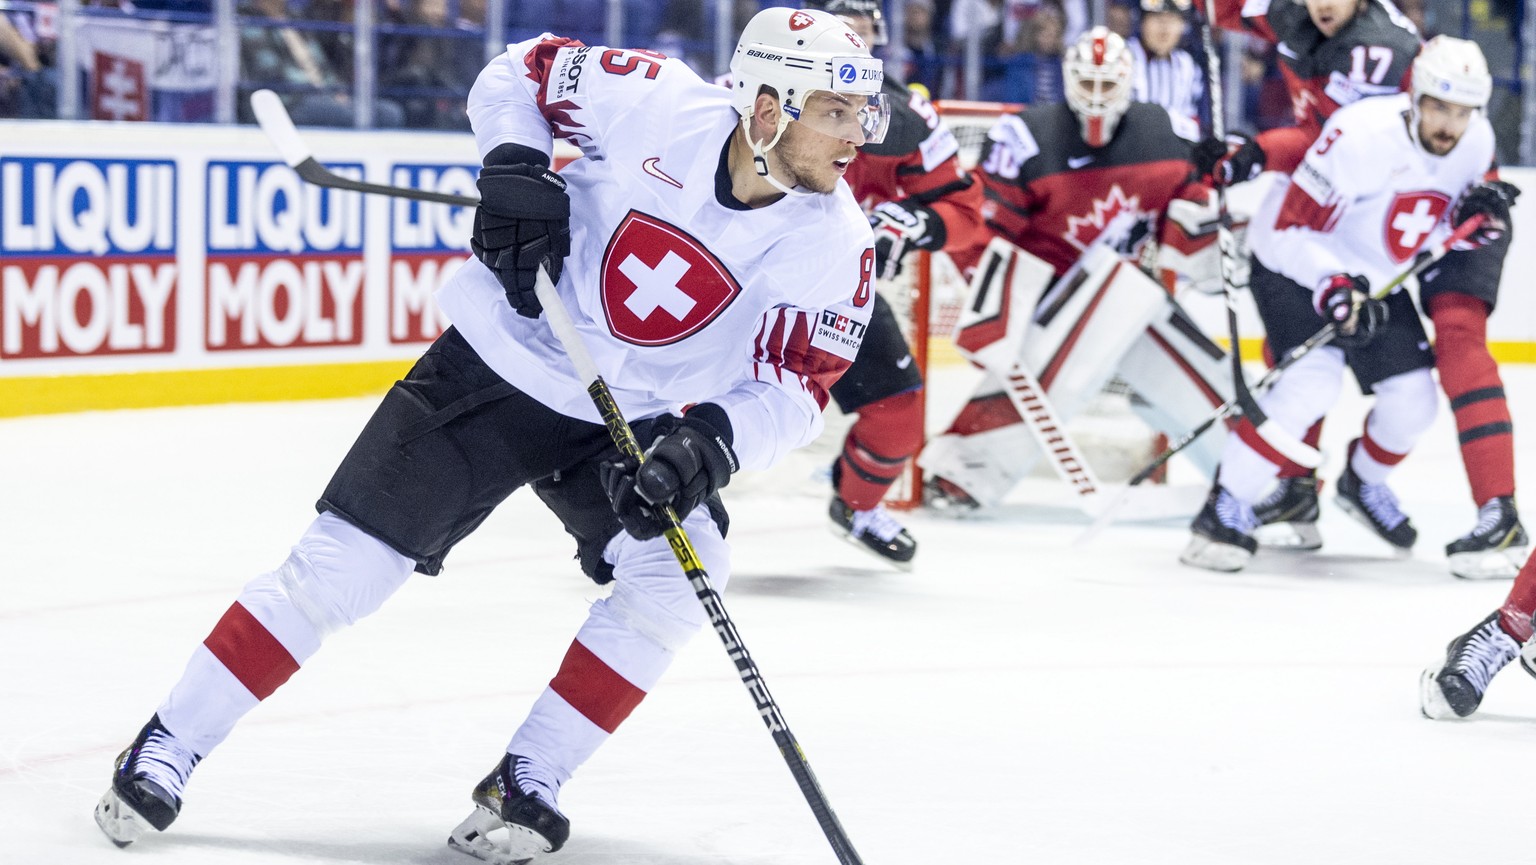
[600,211,743,346]
[1383,191,1452,263]
[1062,184,1153,254]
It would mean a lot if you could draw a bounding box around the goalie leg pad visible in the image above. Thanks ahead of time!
[1115,301,1234,481]
[950,237,1056,370]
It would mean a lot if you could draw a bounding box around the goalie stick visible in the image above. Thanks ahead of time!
[251,89,867,865]
[1077,212,1487,542]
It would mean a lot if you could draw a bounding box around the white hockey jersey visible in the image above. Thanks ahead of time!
[437,36,876,472]
[1247,93,1495,302]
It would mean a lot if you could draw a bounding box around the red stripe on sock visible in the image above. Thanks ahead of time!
[1359,431,1407,467]
[549,640,646,734]
[202,602,300,701]
[1235,417,1305,476]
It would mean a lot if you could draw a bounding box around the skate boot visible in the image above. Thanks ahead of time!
[829,497,917,569]
[94,714,201,847]
[1179,484,1259,572]
[1334,448,1416,551]
[1252,475,1322,551]
[924,476,979,513]
[1420,612,1520,719]
[1446,496,1529,580]
[447,753,570,865]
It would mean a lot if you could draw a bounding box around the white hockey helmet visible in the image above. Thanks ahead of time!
[1063,27,1135,148]
[1411,35,1492,111]
[730,7,890,160]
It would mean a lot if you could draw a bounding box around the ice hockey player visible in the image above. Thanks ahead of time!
[804,0,987,568]
[1422,543,1536,719]
[94,8,885,862]
[919,27,1228,510]
[1180,36,1509,573]
[1202,0,1524,576]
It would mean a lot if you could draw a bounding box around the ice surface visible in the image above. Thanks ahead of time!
[5,365,1536,864]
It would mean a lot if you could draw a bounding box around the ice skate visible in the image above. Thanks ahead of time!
[829,497,917,569]
[1420,612,1520,719]
[447,754,570,865]
[1446,496,1529,580]
[94,714,201,847]
[1334,448,1416,551]
[923,476,980,514]
[1179,484,1258,572]
[1252,475,1322,551]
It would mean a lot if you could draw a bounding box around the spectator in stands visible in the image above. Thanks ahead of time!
[377,0,480,129]
[0,9,55,119]
[238,0,402,127]
[1015,2,1066,104]
[901,0,945,96]
[1106,0,1135,38]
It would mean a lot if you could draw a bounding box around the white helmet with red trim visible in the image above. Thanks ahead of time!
[729,7,890,192]
[1411,35,1492,110]
[1063,27,1135,148]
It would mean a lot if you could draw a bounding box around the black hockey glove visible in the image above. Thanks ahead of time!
[1192,132,1266,188]
[870,200,946,279]
[600,407,739,541]
[471,153,571,319]
[1453,179,1520,245]
[1318,273,1387,349]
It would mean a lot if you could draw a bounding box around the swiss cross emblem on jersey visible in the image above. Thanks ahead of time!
[789,11,816,30]
[600,211,743,346]
[1383,191,1452,263]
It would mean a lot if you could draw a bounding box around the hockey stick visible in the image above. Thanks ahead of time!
[1194,0,1319,473]
[995,359,1103,505]
[252,90,866,865]
[1076,213,1486,542]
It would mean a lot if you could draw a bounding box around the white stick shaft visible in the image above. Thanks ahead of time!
[250,89,312,168]
[532,267,601,385]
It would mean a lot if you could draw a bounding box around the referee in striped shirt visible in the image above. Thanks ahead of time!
[1129,0,1204,140]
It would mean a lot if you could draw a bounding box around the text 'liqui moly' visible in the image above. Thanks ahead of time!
[1,157,177,359]
[205,161,364,351]
[387,164,475,344]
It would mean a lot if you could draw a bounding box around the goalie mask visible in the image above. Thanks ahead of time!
[1063,27,1134,149]
[1408,35,1491,153]
[730,7,890,192]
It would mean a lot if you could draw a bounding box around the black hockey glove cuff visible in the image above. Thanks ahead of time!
[472,151,571,319]
[870,200,945,279]
[600,406,739,541]
[1454,180,1520,245]
[1318,274,1386,349]
[1192,132,1265,188]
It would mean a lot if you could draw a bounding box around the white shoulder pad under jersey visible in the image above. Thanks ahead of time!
[443,34,877,471]
[1248,93,1495,296]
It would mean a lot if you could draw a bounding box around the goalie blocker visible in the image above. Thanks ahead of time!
[920,237,1236,508]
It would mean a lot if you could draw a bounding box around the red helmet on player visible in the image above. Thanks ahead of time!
[1063,27,1135,148]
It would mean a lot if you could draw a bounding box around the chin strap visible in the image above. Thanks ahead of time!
[742,116,817,198]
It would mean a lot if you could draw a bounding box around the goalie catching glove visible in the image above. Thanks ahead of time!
[601,407,739,541]
[870,200,945,279]
[1453,179,1520,245]
[471,144,572,319]
[1317,273,1387,349]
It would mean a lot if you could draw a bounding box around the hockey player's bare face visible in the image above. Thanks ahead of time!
[1304,0,1360,37]
[1415,96,1476,155]
[1140,11,1185,58]
[773,95,862,193]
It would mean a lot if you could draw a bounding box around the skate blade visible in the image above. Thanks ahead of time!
[447,806,552,865]
[826,525,915,572]
[1334,496,1414,553]
[1449,549,1524,580]
[1418,667,1463,720]
[1178,536,1252,572]
[1254,521,1322,551]
[94,787,150,848]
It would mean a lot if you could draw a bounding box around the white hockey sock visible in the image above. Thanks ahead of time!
[1352,369,1438,486]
